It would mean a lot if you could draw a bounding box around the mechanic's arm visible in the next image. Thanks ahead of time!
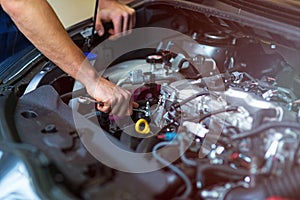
[95,0,135,36]
[0,0,134,115]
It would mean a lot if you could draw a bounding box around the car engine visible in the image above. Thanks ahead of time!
[1,1,300,200]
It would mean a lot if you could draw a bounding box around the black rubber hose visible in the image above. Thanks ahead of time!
[231,121,300,141]
[196,164,249,189]
[225,167,300,200]
[172,90,211,109]
[198,106,239,123]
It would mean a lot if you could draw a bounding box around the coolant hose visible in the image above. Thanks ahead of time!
[225,167,300,200]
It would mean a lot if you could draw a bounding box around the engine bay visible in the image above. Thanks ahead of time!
[3,1,300,199]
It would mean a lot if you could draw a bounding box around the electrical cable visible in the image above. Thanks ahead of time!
[153,141,192,199]
[155,116,181,136]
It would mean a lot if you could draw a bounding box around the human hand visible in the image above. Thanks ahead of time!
[95,0,136,37]
[86,76,138,116]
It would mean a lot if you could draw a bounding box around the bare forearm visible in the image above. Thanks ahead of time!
[0,0,136,114]
[1,0,99,85]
